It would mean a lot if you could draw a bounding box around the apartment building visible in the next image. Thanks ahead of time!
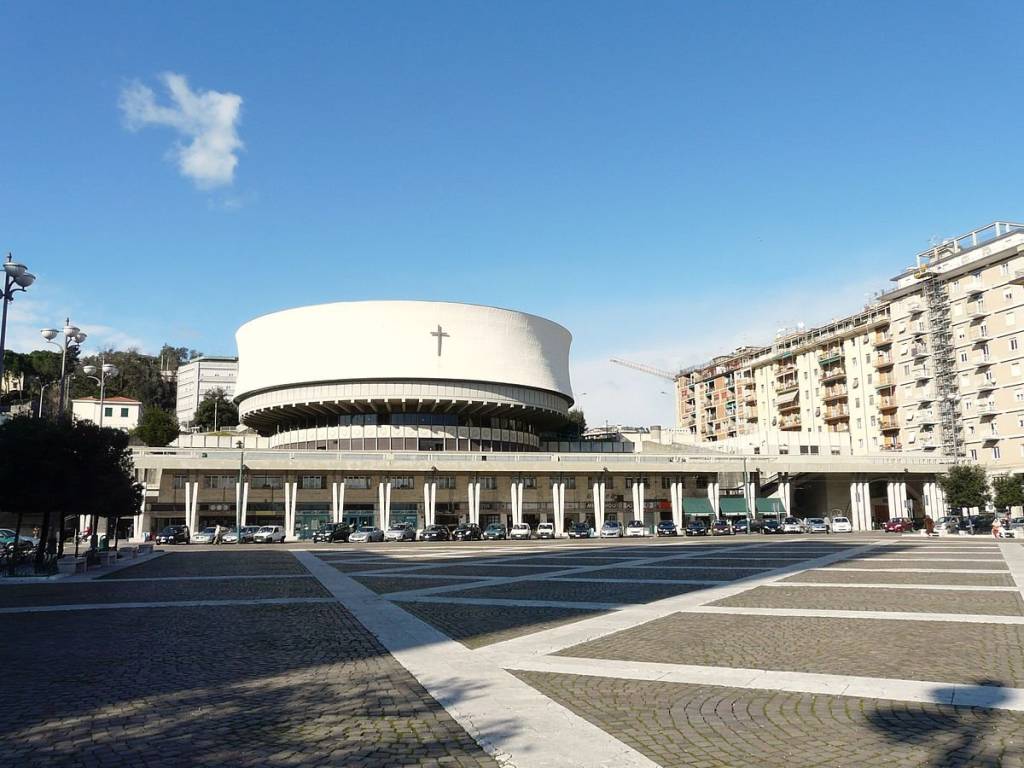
[175,355,239,427]
[675,220,1024,472]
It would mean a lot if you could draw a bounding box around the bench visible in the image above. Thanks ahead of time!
[57,556,88,576]
[117,546,138,559]
[137,543,154,556]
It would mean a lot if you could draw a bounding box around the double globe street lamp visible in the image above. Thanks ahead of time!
[0,253,37,391]
[81,357,119,427]
[40,320,87,418]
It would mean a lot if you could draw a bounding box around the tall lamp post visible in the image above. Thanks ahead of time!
[40,319,86,418]
[0,253,36,392]
[81,356,119,427]
[235,440,245,545]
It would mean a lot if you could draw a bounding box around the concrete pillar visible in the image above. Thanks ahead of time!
[552,481,565,537]
[886,480,898,520]
[707,478,720,520]
[467,480,481,526]
[592,480,607,528]
[630,480,645,522]
[670,481,683,530]
[332,481,346,525]
[378,481,392,529]
[850,478,871,531]
[510,482,519,527]
[241,482,249,527]
[778,474,792,515]
[283,481,298,541]
[423,481,436,528]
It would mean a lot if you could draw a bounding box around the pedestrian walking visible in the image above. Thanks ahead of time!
[992,517,1003,538]
[213,523,223,544]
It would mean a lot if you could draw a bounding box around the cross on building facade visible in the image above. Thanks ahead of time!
[430,324,450,356]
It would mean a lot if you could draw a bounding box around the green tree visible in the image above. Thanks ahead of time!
[70,421,139,560]
[134,407,180,447]
[193,388,239,431]
[937,464,990,511]
[991,474,1024,513]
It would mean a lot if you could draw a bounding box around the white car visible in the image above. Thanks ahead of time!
[192,526,218,544]
[600,521,623,538]
[781,517,804,534]
[933,516,963,536]
[383,523,416,542]
[253,525,286,543]
[537,522,555,539]
[831,516,853,533]
[509,523,532,540]
[349,526,384,543]
[625,520,646,537]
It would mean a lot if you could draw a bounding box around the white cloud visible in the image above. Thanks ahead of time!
[120,72,243,189]
[569,276,882,429]
[3,294,151,359]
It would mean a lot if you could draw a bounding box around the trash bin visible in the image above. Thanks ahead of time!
[98,535,109,551]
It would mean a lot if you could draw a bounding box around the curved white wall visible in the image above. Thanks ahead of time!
[235,300,573,402]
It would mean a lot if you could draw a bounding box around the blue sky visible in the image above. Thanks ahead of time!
[3,1,1023,425]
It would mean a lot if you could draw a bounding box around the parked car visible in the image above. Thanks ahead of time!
[805,518,830,534]
[312,522,352,543]
[932,516,962,536]
[192,526,218,544]
[685,520,708,536]
[452,524,482,541]
[600,521,623,538]
[711,520,733,536]
[732,518,750,534]
[482,524,507,540]
[223,525,260,544]
[509,523,532,540]
[155,525,190,545]
[384,522,417,542]
[569,522,595,538]
[253,525,286,543]
[883,518,915,533]
[1,533,37,555]
[830,516,853,533]
[1003,518,1024,538]
[349,526,384,543]
[625,520,646,537]
[781,517,804,534]
[656,520,678,537]
[536,522,556,539]
[748,518,765,533]
[761,519,783,534]
[964,514,995,535]
[421,524,451,541]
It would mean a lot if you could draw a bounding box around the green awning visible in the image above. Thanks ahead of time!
[719,497,749,515]
[682,497,715,516]
[755,498,786,515]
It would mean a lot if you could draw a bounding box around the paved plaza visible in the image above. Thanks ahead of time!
[3,534,1024,767]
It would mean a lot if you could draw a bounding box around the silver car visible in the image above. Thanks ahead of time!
[805,518,829,534]
[192,526,218,544]
[383,523,416,542]
[600,521,623,538]
[349,526,384,543]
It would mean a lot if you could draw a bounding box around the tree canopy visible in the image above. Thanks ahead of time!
[193,387,239,431]
[937,464,990,510]
[991,474,1024,512]
[134,407,180,447]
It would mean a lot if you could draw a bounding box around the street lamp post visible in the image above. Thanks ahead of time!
[0,253,36,393]
[236,440,245,545]
[40,319,86,418]
[82,356,119,427]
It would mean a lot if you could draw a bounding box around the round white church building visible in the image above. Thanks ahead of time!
[234,300,575,451]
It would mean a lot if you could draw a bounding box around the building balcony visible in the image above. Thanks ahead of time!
[744,391,757,403]
[1011,269,1024,286]
[983,434,1000,443]
[873,355,894,368]
[977,402,997,416]
[824,406,849,422]
[910,346,929,359]
[821,367,846,383]
[977,379,998,392]
[966,285,985,297]
[875,376,896,389]
[818,349,843,365]
[913,368,932,381]
[907,302,924,315]
[778,399,801,413]
[971,331,992,343]
[874,331,893,345]
[822,386,847,402]
[968,306,989,319]
[779,416,802,430]
[878,397,898,411]
[881,439,902,451]
[880,418,900,431]
[775,380,799,395]
[916,412,937,426]
[975,355,993,368]
[775,365,797,379]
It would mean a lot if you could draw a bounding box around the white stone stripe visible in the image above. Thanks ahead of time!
[96,574,315,582]
[1001,542,1024,596]
[501,655,1024,714]
[389,594,623,610]
[548,577,730,586]
[824,567,1008,574]
[770,581,1018,592]
[0,597,336,614]
[856,557,1005,563]
[679,605,1024,625]
[293,551,659,768]
[481,541,890,658]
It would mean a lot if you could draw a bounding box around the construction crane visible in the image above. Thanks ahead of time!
[609,358,678,381]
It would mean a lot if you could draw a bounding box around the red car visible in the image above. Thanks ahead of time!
[883,518,916,533]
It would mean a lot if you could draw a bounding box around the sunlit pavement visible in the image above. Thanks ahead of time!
[4,534,1024,767]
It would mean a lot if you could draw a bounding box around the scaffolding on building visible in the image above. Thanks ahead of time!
[921,271,960,456]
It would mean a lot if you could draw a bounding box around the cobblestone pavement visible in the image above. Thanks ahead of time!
[556,611,1024,687]
[513,671,1024,768]
[711,584,1024,615]
[2,552,499,768]
[7,537,1023,768]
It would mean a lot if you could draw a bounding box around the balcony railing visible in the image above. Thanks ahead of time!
[822,386,847,401]
[880,418,900,431]
[824,406,849,421]
[775,365,797,379]
[821,367,846,383]
[779,415,802,430]
[875,375,896,389]
[874,332,893,345]
[775,380,799,394]
[873,355,894,368]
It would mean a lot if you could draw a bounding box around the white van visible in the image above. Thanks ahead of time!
[537,522,556,539]
[831,516,853,533]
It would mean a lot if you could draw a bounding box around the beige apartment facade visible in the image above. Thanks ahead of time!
[676,220,1024,476]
